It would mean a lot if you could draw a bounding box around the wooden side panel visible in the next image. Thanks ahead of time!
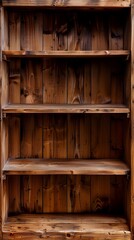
[21,12,43,50]
[1,8,8,50]
[131,1,134,234]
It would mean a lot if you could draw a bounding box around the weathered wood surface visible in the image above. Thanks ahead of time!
[2,214,131,240]
[131,0,134,236]
[2,0,131,7]
[2,50,130,58]
[2,104,130,113]
[3,159,130,175]
[2,9,129,52]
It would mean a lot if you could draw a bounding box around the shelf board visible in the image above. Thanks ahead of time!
[2,104,130,114]
[2,50,130,58]
[3,159,130,175]
[3,214,131,240]
[2,0,131,8]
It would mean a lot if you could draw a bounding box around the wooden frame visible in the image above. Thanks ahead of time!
[0,0,134,239]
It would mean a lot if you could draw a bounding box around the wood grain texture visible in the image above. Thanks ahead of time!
[2,50,130,57]
[2,104,130,113]
[131,1,134,235]
[2,214,131,240]
[2,0,131,7]
[3,159,130,175]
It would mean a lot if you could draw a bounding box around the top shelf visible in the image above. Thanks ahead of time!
[2,0,131,8]
[2,50,130,59]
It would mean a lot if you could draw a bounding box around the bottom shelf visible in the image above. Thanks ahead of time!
[3,214,131,240]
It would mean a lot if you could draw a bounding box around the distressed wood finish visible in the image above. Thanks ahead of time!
[3,159,130,175]
[2,104,130,114]
[131,0,134,236]
[2,50,130,58]
[0,1,132,240]
[2,0,131,8]
[2,215,131,240]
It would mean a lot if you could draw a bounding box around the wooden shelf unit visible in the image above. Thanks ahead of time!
[1,1,133,240]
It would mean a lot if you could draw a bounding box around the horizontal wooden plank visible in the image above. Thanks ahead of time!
[2,50,130,58]
[3,159,130,175]
[3,214,131,240]
[2,0,131,8]
[2,104,130,114]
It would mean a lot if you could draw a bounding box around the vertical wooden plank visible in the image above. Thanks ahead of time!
[91,176,110,214]
[8,176,20,214]
[91,60,111,104]
[131,1,134,234]
[43,114,67,160]
[110,61,124,104]
[43,59,67,104]
[43,12,55,51]
[43,114,67,212]
[43,175,67,213]
[32,115,43,158]
[9,11,20,50]
[43,114,54,159]
[110,116,123,159]
[20,115,34,158]
[0,9,1,236]
[9,60,20,104]
[21,12,43,50]
[109,13,124,50]
[68,115,90,159]
[1,8,8,50]
[67,12,77,51]
[91,115,110,159]
[67,176,91,213]
[79,13,92,50]
[8,117,20,158]
[21,175,42,213]
[53,115,67,159]
[84,62,91,104]
[92,13,108,50]
[21,59,43,104]
[68,60,84,104]
[54,12,68,51]
[110,176,124,214]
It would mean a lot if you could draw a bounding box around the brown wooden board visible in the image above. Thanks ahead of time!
[2,0,131,7]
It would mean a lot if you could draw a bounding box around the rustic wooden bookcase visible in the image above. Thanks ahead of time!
[1,0,134,239]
